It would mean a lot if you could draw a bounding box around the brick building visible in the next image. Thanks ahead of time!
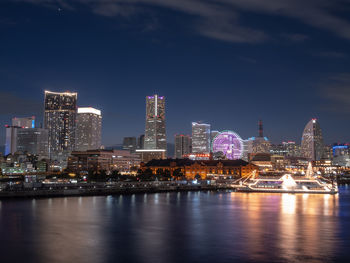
[141,159,258,180]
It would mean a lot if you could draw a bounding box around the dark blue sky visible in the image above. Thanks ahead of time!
[1,0,350,147]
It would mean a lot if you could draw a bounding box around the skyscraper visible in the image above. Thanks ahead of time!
[301,118,324,161]
[144,95,166,151]
[44,91,77,162]
[174,134,191,158]
[4,117,36,155]
[75,107,102,151]
[137,134,145,149]
[17,128,49,159]
[192,122,211,153]
[5,125,19,155]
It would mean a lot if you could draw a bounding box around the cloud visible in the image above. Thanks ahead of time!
[320,73,350,113]
[9,0,350,43]
[92,3,138,17]
[0,92,42,116]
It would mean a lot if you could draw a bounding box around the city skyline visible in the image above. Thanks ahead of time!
[0,89,349,151]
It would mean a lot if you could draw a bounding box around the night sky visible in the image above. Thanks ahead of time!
[1,0,350,148]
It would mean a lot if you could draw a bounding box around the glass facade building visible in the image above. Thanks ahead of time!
[75,107,102,151]
[5,125,19,155]
[301,118,324,161]
[16,128,49,159]
[44,91,77,162]
[144,95,166,152]
[174,134,191,159]
[192,122,211,153]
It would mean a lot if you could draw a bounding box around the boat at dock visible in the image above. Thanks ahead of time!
[232,163,338,194]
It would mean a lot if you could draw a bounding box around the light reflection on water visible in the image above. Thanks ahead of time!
[0,189,349,263]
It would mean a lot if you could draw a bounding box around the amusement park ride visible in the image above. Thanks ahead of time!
[231,163,338,194]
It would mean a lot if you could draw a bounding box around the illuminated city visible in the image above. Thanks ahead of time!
[1,1,350,263]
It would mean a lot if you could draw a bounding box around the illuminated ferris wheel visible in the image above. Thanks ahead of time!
[212,130,243,160]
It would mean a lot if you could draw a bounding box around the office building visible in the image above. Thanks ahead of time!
[136,149,167,163]
[192,122,211,153]
[123,137,137,153]
[144,95,166,151]
[12,116,35,128]
[137,134,145,149]
[75,107,102,151]
[16,128,49,159]
[270,142,301,157]
[4,125,20,155]
[174,134,191,158]
[68,149,141,173]
[44,91,77,163]
[301,118,324,161]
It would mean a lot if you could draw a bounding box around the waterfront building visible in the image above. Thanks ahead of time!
[249,153,272,168]
[12,116,35,128]
[16,128,49,159]
[192,122,211,153]
[67,149,141,174]
[0,152,49,175]
[301,118,324,161]
[75,107,102,151]
[174,134,191,158]
[123,137,137,153]
[44,91,77,164]
[141,159,258,180]
[144,95,167,153]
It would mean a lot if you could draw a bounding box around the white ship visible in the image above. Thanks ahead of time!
[234,163,338,194]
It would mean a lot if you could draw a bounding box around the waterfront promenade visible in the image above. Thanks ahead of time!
[0,181,232,198]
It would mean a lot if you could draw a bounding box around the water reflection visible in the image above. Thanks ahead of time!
[0,190,346,263]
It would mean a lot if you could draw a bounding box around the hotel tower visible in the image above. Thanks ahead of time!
[44,91,77,163]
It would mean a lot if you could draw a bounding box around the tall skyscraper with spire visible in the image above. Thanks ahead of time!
[245,120,270,155]
[144,95,167,152]
[301,118,324,161]
[44,91,77,164]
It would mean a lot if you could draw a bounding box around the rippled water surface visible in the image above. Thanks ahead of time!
[1,187,350,263]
